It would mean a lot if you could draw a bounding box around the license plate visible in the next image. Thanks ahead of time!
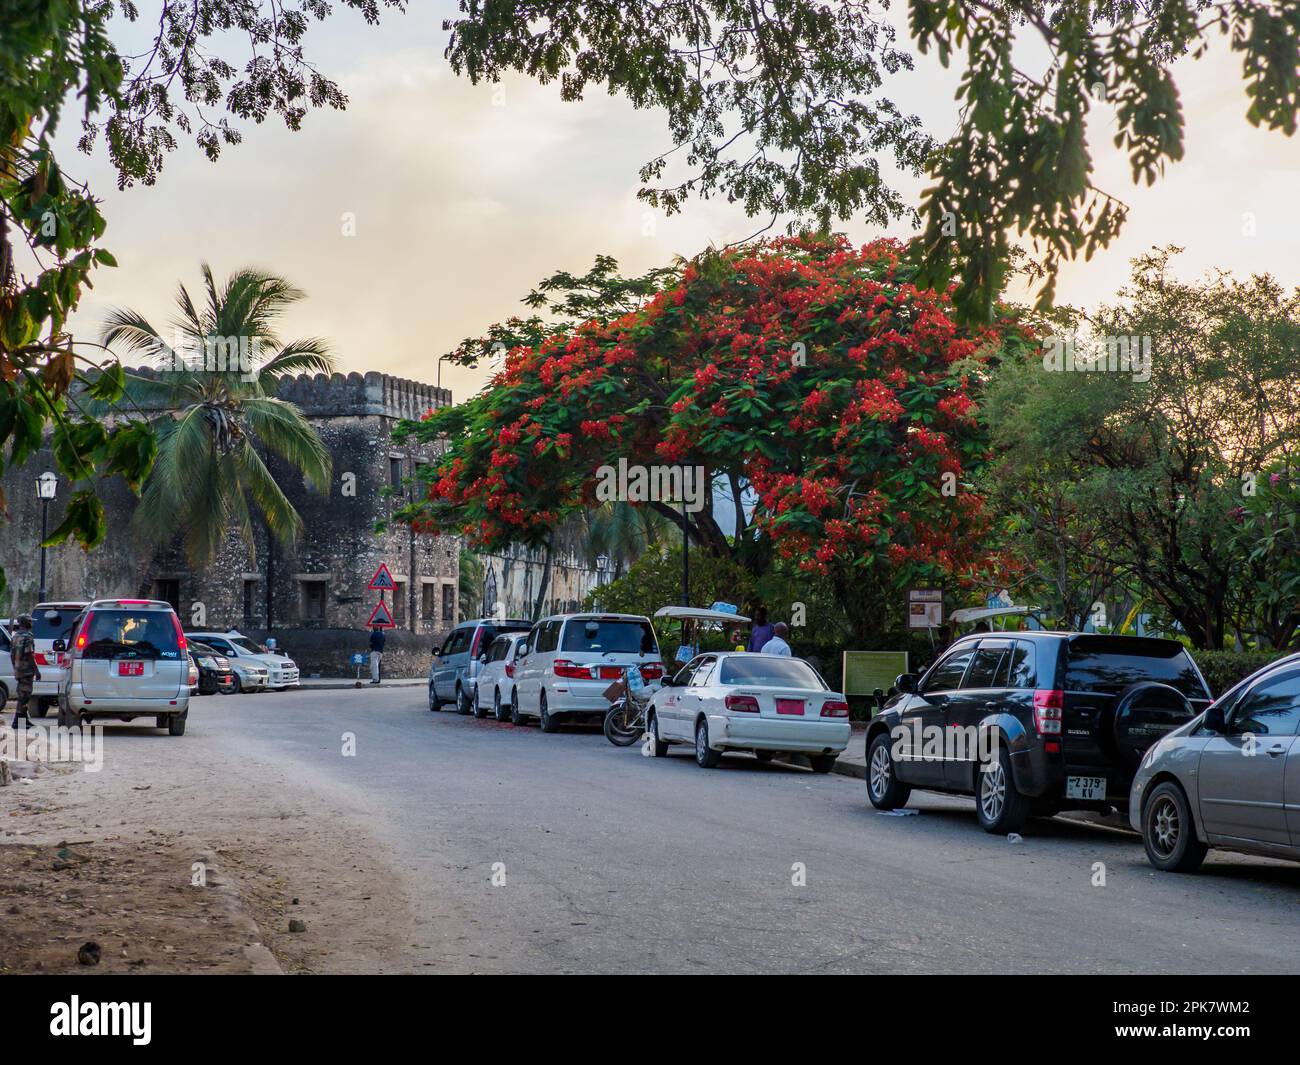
[598,666,623,680]
[118,661,144,677]
[1066,775,1106,800]
[775,699,804,716]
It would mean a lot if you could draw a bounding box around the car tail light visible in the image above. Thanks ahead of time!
[170,612,188,652]
[505,662,515,678]
[75,611,95,654]
[725,694,760,713]
[552,659,590,679]
[470,627,484,658]
[1033,689,1064,735]
[820,700,850,718]
[639,663,664,682]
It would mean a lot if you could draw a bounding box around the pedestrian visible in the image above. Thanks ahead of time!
[746,606,776,652]
[9,614,39,728]
[760,622,792,657]
[368,625,386,685]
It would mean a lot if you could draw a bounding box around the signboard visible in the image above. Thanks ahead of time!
[366,601,396,628]
[907,587,943,629]
[367,563,396,592]
[842,650,909,698]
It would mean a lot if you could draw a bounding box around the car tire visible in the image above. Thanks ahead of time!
[456,685,473,716]
[57,703,78,729]
[510,690,527,727]
[493,688,509,722]
[168,713,187,737]
[808,754,837,774]
[694,717,722,768]
[865,732,911,810]
[539,692,559,733]
[976,744,1030,835]
[231,675,243,695]
[472,687,488,719]
[647,712,669,757]
[1142,781,1208,873]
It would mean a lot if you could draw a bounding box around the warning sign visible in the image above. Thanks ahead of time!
[367,563,396,591]
[366,600,396,628]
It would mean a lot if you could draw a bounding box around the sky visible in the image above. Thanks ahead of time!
[52,3,1300,404]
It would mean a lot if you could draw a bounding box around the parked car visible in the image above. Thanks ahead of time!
[185,630,295,691]
[430,618,532,714]
[646,652,851,771]
[58,598,191,734]
[511,613,664,732]
[0,620,13,705]
[1131,652,1300,872]
[864,632,1212,833]
[30,600,90,716]
[473,632,528,721]
[189,640,238,695]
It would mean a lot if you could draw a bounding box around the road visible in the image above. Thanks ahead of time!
[132,685,1300,973]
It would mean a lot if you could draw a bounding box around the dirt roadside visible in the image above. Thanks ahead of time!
[0,719,421,975]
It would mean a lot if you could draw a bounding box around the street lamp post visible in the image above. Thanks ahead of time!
[35,471,58,601]
[594,554,609,611]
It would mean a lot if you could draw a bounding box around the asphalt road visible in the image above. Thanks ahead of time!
[194,685,1300,974]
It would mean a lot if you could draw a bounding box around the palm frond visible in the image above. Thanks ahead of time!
[241,397,332,492]
[257,338,334,381]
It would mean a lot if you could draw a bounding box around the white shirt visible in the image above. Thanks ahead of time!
[760,636,792,656]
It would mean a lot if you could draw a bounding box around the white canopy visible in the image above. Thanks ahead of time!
[948,605,1038,624]
[654,606,751,624]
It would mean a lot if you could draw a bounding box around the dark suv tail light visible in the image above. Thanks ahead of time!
[1033,689,1064,735]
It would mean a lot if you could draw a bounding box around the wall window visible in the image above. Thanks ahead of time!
[389,456,404,489]
[421,583,437,619]
[242,579,258,620]
[442,584,456,623]
[153,579,180,613]
[300,579,327,620]
[392,581,407,627]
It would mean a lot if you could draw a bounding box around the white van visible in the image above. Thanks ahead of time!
[60,599,192,734]
[512,613,663,732]
[31,601,89,716]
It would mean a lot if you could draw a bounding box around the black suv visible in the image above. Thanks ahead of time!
[864,632,1212,833]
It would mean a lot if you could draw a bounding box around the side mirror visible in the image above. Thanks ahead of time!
[895,673,918,694]
[478,654,488,664]
[52,639,67,653]
[1203,702,1226,734]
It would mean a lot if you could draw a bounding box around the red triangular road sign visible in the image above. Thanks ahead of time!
[366,600,395,628]
[367,563,396,591]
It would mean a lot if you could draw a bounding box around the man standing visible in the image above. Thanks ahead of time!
[746,606,776,652]
[368,626,386,685]
[760,622,792,657]
[10,614,40,728]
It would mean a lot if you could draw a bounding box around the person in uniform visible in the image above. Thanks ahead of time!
[9,614,40,728]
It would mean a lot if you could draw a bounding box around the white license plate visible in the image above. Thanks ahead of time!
[1066,775,1107,801]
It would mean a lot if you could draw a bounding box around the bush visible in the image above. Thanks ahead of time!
[1193,649,1293,697]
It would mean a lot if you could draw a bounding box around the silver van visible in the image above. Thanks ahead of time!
[31,600,89,716]
[429,618,532,714]
[59,599,192,734]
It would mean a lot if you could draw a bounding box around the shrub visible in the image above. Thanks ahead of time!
[1193,649,1294,698]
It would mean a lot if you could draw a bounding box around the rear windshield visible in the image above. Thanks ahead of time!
[79,610,182,661]
[479,624,530,648]
[33,608,83,641]
[1065,637,1206,698]
[561,619,658,655]
[720,657,827,689]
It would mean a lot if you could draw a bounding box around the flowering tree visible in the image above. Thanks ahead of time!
[396,236,1031,639]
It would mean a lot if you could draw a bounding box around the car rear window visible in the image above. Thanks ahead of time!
[719,657,826,689]
[561,618,658,655]
[79,609,182,660]
[1065,636,1206,698]
[33,608,83,641]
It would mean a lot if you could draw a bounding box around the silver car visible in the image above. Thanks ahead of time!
[430,618,532,715]
[1130,653,1300,871]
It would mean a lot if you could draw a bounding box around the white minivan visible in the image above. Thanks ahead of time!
[473,631,529,722]
[31,600,90,716]
[512,613,664,732]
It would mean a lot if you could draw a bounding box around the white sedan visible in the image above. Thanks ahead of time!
[646,652,851,772]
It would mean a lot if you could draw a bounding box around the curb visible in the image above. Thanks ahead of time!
[195,842,283,975]
[295,679,424,690]
[832,758,865,781]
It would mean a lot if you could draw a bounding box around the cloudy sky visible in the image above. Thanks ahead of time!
[56,3,1300,403]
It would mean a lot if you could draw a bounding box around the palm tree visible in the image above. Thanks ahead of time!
[580,502,673,579]
[99,264,333,567]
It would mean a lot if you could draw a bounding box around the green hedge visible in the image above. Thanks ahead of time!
[1193,650,1293,697]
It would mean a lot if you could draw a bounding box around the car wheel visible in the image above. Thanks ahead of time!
[976,744,1029,835]
[471,686,488,719]
[456,685,473,716]
[647,712,669,757]
[57,703,78,729]
[230,675,243,695]
[493,688,510,722]
[539,692,559,733]
[808,754,837,774]
[1142,781,1208,873]
[694,717,721,768]
[168,713,187,737]
[510,690,527,727]
[865,732,911,810]
[428,681,439,712]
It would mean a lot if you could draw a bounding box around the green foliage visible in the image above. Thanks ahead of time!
[445,1,1300,321]
[98,265,333,567]
[1193,650,1293,698]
